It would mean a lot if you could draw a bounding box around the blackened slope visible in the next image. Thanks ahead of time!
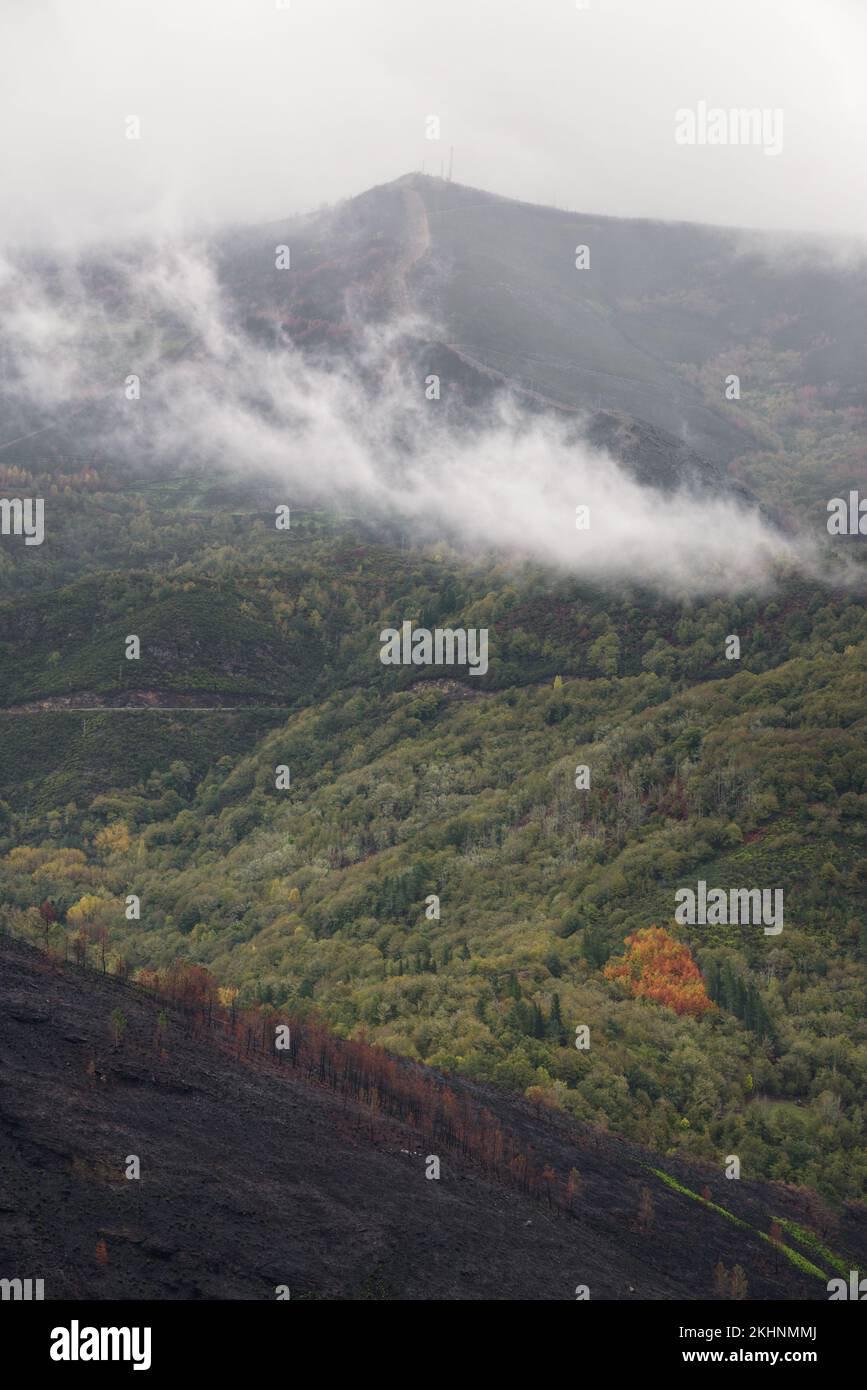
[0,935,862,1301]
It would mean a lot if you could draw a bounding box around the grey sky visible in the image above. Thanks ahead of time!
[1,0,864,247]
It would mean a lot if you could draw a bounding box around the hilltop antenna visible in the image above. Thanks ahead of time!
[448,145,454,181]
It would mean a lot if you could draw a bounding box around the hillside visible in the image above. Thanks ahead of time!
[216,173,867,522]
[1,511,867,1204]
[4,174,866,531]
[2,933,863,1301]
[1,177,866,1288]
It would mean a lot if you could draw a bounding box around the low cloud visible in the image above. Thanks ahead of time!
[0,243,821,595]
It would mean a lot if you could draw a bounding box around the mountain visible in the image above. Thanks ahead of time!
[2,933,863,1301]
[1,179,867,1299]
[4,174,865,519]
[216,173,867,512]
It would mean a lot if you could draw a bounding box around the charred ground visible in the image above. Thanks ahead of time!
[1,934,863,1301]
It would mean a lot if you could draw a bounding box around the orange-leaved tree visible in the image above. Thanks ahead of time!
[604,925,713,1018]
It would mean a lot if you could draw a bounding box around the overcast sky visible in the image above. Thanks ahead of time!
[1,0,864,248]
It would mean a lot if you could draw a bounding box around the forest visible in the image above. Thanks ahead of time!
[2,468,866,1206]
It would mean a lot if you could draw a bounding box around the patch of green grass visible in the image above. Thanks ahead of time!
[649,1168,829,1283]
[758,1230,827,1282]
[773,1217,848,1278]
[649,1167,749,1229]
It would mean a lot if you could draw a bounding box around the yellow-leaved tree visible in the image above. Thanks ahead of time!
[94,821,131,858]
